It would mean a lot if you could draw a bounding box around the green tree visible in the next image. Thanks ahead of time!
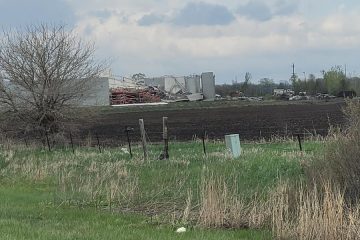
[305,74,316,95]
[290,75,302,94]
[259,78,276,95]
[323,66,347,95]
[132,73,146,81]
[241,72,251,93]
[349,77,360,95]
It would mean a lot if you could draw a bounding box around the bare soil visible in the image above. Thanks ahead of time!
[72,100,346,145]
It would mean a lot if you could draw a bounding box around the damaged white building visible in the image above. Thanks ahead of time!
[82,72,216,106]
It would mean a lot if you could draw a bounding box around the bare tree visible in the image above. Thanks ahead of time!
[0,24,106,135]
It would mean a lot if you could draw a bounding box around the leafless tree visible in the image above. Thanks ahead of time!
[0,24,106,135]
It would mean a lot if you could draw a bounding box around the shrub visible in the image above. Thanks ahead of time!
[305,99,360,202]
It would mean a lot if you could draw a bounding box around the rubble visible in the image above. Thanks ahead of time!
[110,87,162,105]
[289,95,309,101]
[315,93,336,100]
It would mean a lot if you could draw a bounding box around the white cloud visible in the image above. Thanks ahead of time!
[66,0,360,82]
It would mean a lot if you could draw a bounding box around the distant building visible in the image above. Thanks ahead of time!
[81,77,139,106]
[80,72,216,106]
[201,72,216,100]
[81,77,110,106]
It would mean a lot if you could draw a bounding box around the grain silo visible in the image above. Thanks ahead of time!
[185,75,201,94]
[201,72,215,100]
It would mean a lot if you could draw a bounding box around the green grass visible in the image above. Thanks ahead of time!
[0,139,325,239]
[0,183,269,240]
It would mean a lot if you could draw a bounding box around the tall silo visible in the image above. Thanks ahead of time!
[194,75,201,93]
[185,75,200,94]
[201,72,215,100]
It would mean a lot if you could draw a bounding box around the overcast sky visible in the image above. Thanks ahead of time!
[1,0,360,83]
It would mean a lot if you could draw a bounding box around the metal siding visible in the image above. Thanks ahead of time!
[201,72,215,100]
[185,75,201,94]
[144,77,165,90]
[81,77,110,106]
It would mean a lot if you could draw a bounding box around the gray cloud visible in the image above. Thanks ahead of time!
[238,1,273,22]
[274,0,299,16]
[0,0,75,27]
[238,0,299,22]
[173,2,235,26]
[138,13,165,26]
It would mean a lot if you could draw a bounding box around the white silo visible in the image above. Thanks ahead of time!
[201,72,215,100]
[194,75,201,93]
[185,75,201,94]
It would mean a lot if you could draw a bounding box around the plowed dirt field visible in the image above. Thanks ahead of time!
[74,100,346,145]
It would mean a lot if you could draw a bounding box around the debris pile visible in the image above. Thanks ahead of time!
[110,87,162,105]
[315,93,336,100]
[108,72,215,105]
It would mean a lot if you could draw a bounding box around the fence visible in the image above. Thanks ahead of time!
[0,117,324,158]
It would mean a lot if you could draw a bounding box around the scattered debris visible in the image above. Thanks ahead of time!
[112,102,168,107]
[186,93,204,101]
[238,96,264,101]
[175,227,186,233]
[315,93,336,100]
[273,89,294,96]
[273,89,294,100]
[109,73,214,105]
[289,95,309,101]
[120,147,129,154]
[110,87,162,105]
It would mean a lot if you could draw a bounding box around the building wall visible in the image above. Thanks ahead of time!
[81,77,110,106]
[164,76,186,94]
[144,77,165,90]
[185,75,201,94]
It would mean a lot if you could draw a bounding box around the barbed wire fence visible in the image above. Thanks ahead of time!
[0,119,329,157]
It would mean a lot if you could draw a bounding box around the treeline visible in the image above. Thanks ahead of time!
[216,67,360,97]
[216,78,290,97]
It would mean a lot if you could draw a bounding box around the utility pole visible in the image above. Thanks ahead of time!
[344,64,347,78]
[290,63,297,84]
[292,63,296,79]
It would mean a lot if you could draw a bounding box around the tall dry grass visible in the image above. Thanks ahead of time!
[305,99,360,202]
[196,172,360,239]
[196,171,270,229]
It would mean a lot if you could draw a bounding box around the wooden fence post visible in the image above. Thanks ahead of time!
[162,117,169,160]
[24,136,28,148]
[202,128,207,156]
[69,132,75,154]
[297,134,303,152]
[96,132,102,153]
[125,126,133,158]
[45,131,51,152]
[139,119,148,160]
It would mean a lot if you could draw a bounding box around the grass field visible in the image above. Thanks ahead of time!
[0,139,324,239]
[0,183,269,240]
